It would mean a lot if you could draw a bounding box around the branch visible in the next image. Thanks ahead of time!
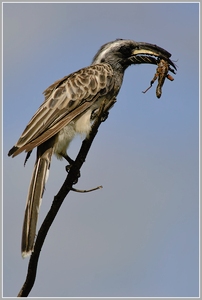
[71,185,103,193]
[17,97,116,297]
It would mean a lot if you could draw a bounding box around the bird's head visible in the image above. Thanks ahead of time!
[92,39,176,72]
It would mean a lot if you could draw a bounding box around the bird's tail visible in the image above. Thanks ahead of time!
[21,145,54,258]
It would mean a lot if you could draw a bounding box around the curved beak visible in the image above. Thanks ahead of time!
[132,42,177,71]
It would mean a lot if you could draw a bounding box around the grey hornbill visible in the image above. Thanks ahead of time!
[8,39,177,257]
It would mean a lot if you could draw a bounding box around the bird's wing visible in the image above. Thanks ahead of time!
[8,64,114,157]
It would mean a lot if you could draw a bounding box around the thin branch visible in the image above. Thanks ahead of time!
[71,185,103,193]
[17,97,116,297]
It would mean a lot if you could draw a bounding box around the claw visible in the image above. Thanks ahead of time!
[65,164,81,184]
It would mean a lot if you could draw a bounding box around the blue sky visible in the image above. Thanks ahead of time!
[3,2,199,298]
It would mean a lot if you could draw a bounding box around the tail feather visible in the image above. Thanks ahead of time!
[21,147,53,258]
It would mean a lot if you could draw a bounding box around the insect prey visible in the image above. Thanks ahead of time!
[142,58,174,98]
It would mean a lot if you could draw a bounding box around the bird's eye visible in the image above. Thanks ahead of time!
[120,46,131,56]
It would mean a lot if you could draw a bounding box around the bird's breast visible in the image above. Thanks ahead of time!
[54,121,76,159]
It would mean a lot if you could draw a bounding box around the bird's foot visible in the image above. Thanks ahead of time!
[65,164,81,184]
[63,154,75,165]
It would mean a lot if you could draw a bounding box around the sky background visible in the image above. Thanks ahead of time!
[3,2,199,298]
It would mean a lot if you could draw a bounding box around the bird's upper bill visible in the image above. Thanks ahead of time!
[130,41,177,71]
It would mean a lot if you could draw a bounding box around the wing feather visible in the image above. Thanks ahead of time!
[9,64,114,157]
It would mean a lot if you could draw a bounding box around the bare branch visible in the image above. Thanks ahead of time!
[71,185,103,193]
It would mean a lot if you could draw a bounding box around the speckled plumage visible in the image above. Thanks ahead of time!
[8,39,176,257]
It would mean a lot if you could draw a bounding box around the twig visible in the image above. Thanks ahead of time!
[17,98,116,297]
[71,185,103,193]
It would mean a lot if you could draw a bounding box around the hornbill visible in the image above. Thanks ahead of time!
[8,39,177,257]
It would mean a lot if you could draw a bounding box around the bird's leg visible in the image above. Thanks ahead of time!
[62,153,75,165]
[62,154,80,184]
